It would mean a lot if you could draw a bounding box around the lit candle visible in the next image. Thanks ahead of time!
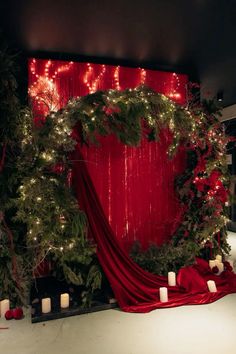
[41,298,51,313]
[159,287,168,302]
[0,299,10,317]
[60,293,69,309]
[216,254,222,262]
[168,272,176,286]
[207,280,217,293]
[209,260,216,269]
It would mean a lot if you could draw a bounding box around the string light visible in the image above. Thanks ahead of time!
[68,243,74,249]
[91,64,106,93]
[28,58,74,115]
[83,63,106,93]
[139,68,146,84]
[28,76,60,113]
[41,152,54,161]
[114,66,120,90]
[83,63,93,93]
[168,72,182,101]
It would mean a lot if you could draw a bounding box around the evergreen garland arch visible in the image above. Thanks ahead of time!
[15,86,230,304]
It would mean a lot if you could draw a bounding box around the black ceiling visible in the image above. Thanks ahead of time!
[1,0,236,106]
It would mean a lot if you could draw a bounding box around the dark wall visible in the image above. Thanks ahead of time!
[1,0,236,106]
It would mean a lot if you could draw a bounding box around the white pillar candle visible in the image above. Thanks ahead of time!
[207,280,217,293]
[60,293,69,309]
[159,287,168,302]
[209,260,216,269]
[216,254,222,262]
[168,272,176,286]
[41,298,51,314]
[0,299,10,317]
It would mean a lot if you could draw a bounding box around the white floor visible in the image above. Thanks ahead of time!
[1,232,236,354]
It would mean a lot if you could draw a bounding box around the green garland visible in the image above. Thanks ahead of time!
[12,86,230,303]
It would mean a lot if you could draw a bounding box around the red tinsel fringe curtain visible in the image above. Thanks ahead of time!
[82,131,186,250]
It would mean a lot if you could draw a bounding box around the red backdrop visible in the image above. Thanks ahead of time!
[28,58,188,250]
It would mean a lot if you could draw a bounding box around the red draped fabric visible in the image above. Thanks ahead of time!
[72,147,236,312]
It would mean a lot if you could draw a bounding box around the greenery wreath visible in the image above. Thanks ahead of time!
[2,70,230,305]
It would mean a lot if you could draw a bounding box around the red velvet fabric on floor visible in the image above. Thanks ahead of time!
[72,147,236,313]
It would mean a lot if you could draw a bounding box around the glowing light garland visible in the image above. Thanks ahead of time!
[114,66,120,90]
[140,68,146,84]
[28,59,186,118]
[28,59,74,114]
[168,72,181,100]
[83,63,107,93]
[83,63,94,93]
